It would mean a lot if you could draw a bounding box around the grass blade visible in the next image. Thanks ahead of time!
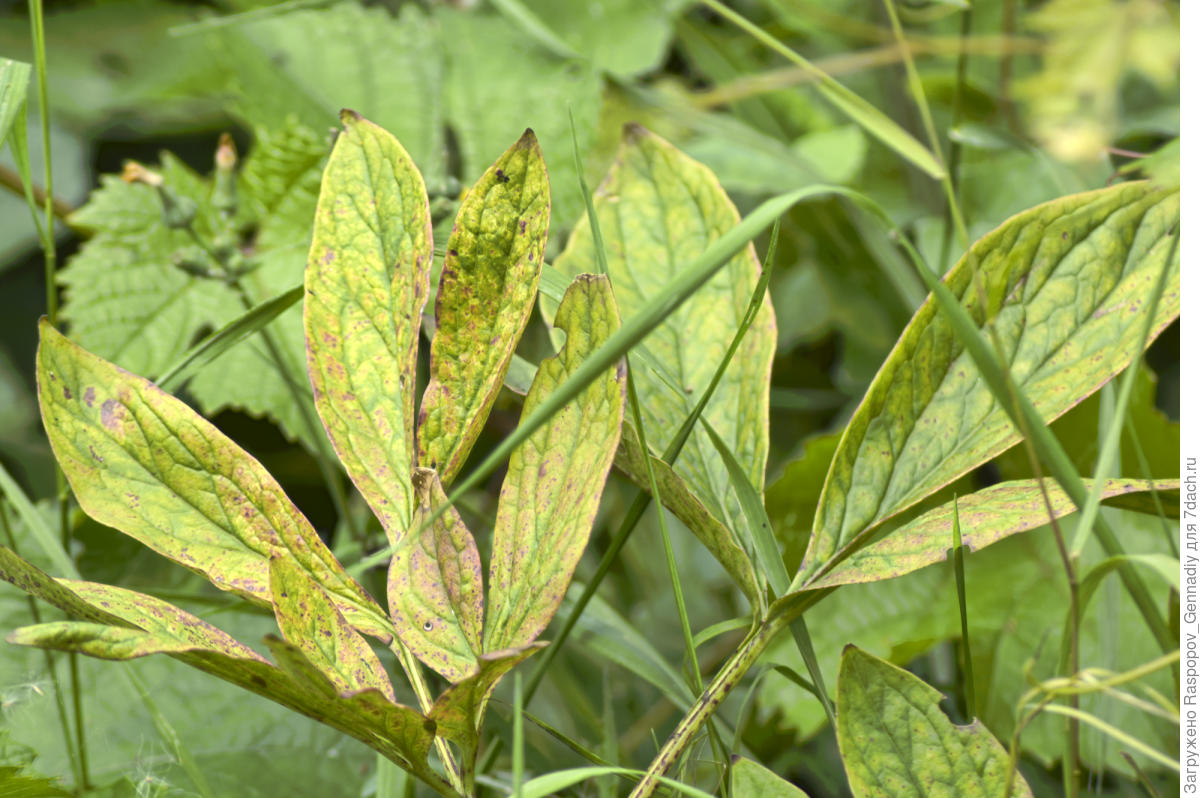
[951,498,977,719]
[157,285,303,391]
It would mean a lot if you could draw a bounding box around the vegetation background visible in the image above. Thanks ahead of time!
[0,0,1180,795]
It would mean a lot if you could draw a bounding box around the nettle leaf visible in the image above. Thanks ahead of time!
[730,756,810,798]
[811,478,1180,589]
[417,129,550,483]
[61,154,240,377]
[484,274,625,652]
[271,557,395,699]
[836,646,1032,797]
[35,321,391,640]
[305,109,433,544]
[554,124,776,605]
[799,183,1179,587]
[388,468,484,683]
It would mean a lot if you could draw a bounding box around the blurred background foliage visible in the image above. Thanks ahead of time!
[0,0,1179,795]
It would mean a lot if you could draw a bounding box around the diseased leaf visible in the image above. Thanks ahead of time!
[35,321,391,640]
[417,129,550,483]
[436,5,602,232]
[811,479,1180,589]
[484,274,625,651]
[271,557,395,699]
[304,109,433,543]
[836,645,1032,798]
[799,183,1180,587]
[730,756,810,798]
[612,424,762,611]
[553,124,776,604]
[388,468,484,683]
[429,644,545,766]
[0,543,443,790]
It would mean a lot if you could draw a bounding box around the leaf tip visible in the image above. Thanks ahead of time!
[339,108,364,126]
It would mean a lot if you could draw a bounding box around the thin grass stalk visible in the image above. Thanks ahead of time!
[0,502,77,780]
[950,498,977,719]
[938,7,973,273]
[512,671,525,798]
[387,639,464,796]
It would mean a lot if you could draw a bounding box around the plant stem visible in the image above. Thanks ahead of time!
[0,163,73,220]
[629,590,830,798]
[388,639,464,796]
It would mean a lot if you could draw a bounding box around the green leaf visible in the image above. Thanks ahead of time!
[304,109,433,543]
[811,479,1180,589]
[730,756,810,798]
[61,155,240,377]
[436,6,603,232]
[798,182,1180,588]
[514,767,715,798]
[215,4,443,176]
[0,765,72,797]
[158,285,303,392]
[765,431,842,575]
[553,124,777,599]
[388,468,484,683]
[35,321,391,640]
[483,274,626,651]
[0,57,30,147]
[271,557,395,699]
[417,129,550,484]
[504,0,681,77]
[836,645,1032,798]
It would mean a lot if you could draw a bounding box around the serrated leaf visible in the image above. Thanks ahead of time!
[553,123,776,601]
[799,183,1180,587]
[271,557,395,699]
[417,129,550,483]
[388,468,484,683]
[730,756,810,798]
[484,274,625,651]
[836,645,1032,798]
[217,4,443,175]
[35,321,391,640]
[811,479,1180,589]
[436,6,602,232]
[304,109,433,543]
[61,154,241,377]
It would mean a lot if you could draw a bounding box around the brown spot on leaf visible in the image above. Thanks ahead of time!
[83,387,95,407]
[322,248,335,265]
[495,169,509,183]
[100,400,124,431]
[62,386,72,400]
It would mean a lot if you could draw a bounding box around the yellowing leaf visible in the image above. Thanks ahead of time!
[799,183,1179,588]
[553,124,776,605]
[811,479,1180,589]
[271,556,396,699]
[836,646,1032,797]
[388,468,484,683]
[35,321,391,640]
[484,274,625,651]
[417,129,550,483]
[304,109,433,543]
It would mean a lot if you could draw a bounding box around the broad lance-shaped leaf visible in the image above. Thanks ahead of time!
[388,468,484,682]
[836,646,1033,797]
[484,274,626,651]
[799,183,1179,586]
[0,546,443,789]
[271,557,395,699]
[553,124,776,604]
[418,129,551,484]
[811,478,1180,589]
[35,321,391,640]
[305,109,433,543]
